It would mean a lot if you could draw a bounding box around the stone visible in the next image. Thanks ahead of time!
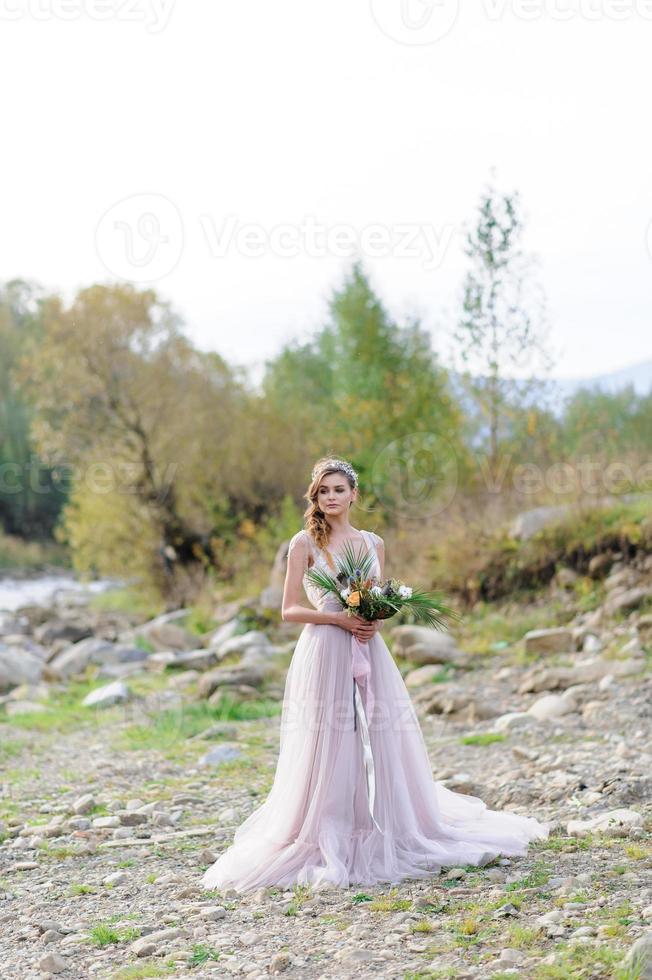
[605,586,651,616]
[47,637,144,681]
[34,619,91,645]
[567,808,644,838]
[82,681,130,708]
[492,712,538,732]
[131,928,185,956]
[523,627,574,655]
[389,625,466,665]
[142,622,197,652]
[164,649,219,671]
[199,905,226,920]
[405,664,452,688]
[103,871,128,886]
[518,657,645,694]
[198,665,267,698]
[216,630,273,658]
[37,952,67,973]
[204,618,241,650]
[269,951,291,973]
[92,816,121,829]
[71,794,95,815]
[527,694,576,722]
[499,948,525,964]
[440,773,477,794]
[624,931,652,979]
[0,645,45,691]
[198,744,242,767]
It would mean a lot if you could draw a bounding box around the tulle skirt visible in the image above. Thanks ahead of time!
[200,615,549,893]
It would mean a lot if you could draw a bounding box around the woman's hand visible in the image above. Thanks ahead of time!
[334,610,376,643]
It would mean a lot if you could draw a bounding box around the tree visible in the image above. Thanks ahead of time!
[16,283,251,599]
[0,278,67,538]
[264,261,468,519]
[453,183,555,475]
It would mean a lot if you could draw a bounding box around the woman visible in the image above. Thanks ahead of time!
[200,456,549,893]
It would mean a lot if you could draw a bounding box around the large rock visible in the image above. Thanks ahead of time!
[605,586,651,616]
[523,627,574,655]
[216,630,273,658]
[82,681,131,708]
[47,638,148,681]
[161,649,220,672]
[389,626,465,665]
[527,693,576,722]
[405,664,452,688]
[624,931,652,979]
[492,711,539,732]
[0,645,45,691]
[567,808,644,838]
[33,618,93,646]
[518,657,645,694]
[203,618,241,650]
[141,622,197,652]
[198,664,268,698]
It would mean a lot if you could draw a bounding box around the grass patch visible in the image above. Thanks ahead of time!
[187,945,220,966]
[88,923,141,946]
[533,940,628,979]
[111,964,176,980]
[504,861,551,892]
[460,732,507,746]
[369,892,413,912]
[69,883,95,896]
[116,697,281,752]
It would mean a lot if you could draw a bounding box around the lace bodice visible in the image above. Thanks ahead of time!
[287,528,382,610]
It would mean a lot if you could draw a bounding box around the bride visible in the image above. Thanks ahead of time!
[200,456,549,893]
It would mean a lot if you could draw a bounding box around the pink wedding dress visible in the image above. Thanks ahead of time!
[200,529,549,893]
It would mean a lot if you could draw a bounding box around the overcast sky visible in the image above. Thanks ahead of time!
[2,0,651,384]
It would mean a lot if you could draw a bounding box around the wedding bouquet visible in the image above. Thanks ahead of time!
[306,540,459,630]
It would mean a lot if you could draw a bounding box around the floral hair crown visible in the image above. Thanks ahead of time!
[312,458,358,489]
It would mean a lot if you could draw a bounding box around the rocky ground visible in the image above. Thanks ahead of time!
[1,558,652,980]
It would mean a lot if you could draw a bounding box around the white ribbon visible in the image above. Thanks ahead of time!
[352,675,384,835]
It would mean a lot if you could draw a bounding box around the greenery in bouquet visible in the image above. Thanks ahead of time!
[305,539,460,631]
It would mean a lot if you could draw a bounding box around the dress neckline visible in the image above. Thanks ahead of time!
[319,529,367,559]
[305,529,374,572]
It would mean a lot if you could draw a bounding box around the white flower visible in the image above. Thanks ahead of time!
[340,588,351,600]
[398,585,413,599]
[371,585,383,595]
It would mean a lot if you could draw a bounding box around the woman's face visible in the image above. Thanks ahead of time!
[316,472,356,516]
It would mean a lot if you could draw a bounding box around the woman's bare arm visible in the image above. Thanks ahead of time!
[281,533,342,626]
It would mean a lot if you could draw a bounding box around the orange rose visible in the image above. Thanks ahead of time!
[347,591,361,607]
